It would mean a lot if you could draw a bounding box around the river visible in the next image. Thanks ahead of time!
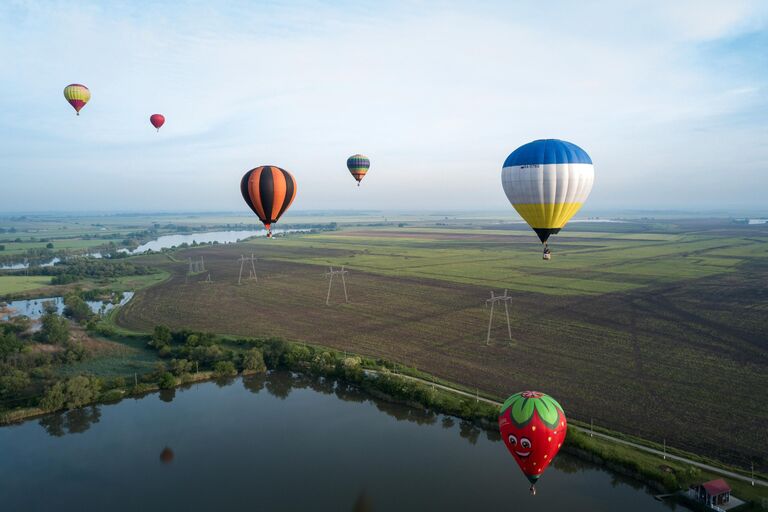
[0,372,687,512]
[123,229,306,254]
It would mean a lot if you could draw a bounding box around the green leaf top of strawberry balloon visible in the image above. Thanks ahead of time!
[500,391,564,429]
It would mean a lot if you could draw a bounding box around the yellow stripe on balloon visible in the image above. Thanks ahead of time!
[512,202,585,229]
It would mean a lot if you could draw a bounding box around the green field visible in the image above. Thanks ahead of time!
[115,217,768,472]
[0,276,52,294]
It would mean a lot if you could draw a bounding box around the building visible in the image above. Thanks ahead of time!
[690,479,732,508]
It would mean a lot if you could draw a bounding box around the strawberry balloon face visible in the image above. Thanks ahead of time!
[498,391,567,487]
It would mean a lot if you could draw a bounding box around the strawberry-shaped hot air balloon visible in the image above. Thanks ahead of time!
[150,114,165,132]
[498,391,567,495]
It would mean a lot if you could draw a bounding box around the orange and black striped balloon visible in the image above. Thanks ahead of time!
[240,165,297,235]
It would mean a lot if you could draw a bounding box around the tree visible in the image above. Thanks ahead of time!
[38,313,70,344]
[158,372,176,389]
[241,348,266,373]
[40,382,66,411]
[0,368,30,397]
[63,375,101,409]
[63,294,93,323]
[150,325,172,349]
[213,361,237,378]
[46,242,54,249]
[0,244,5,251]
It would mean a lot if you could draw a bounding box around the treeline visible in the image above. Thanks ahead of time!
[38,259,158,284]
[144,326,497,424]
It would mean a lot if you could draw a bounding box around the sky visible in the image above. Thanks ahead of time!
[0,0,766,214]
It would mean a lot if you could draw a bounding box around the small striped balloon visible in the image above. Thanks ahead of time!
[346,154,370,186]
[63,84,90,115]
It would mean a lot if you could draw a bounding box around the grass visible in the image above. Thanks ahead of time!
[0,275,52,295]
[114,218,768,473]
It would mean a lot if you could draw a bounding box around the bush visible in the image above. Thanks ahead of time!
[158,372,176,389]
[213,361,237,378]
[241,349,266,373]
[38,313,69,344]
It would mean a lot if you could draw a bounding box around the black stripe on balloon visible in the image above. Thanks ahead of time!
[240,170,258,215]
[275,168,294,221]
[260,166,275,223]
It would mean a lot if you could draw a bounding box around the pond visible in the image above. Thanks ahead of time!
[0,257,60,270]
[121,229,306,254]
[0,372,688,512]
[1,292,134,321]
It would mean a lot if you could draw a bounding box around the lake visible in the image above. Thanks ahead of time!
[123,229,306,254]
[0,372,687,512]
[1,292,134,321]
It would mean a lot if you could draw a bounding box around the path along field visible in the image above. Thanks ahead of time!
[117,220,768,470]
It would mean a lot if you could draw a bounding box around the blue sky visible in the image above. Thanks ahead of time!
[0,0,766,213]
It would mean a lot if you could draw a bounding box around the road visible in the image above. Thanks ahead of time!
[386,371,767,488]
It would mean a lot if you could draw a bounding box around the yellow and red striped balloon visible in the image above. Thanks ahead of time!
[63,84,90,115]
[240,166,297,237]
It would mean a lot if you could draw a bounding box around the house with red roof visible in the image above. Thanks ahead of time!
[690,479,732,508]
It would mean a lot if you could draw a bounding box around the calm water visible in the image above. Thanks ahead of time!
[0,257,60,270]
[0,372,686,512]
[2,292,134,321]
[123,229,306,254]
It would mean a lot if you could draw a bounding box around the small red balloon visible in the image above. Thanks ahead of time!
[150,114,165,132]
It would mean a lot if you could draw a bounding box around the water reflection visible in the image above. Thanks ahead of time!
[38,405,101,436]
[160,447,175,464]
[158,388,176,403]
[352,491,373,512]
[5,371,688,511]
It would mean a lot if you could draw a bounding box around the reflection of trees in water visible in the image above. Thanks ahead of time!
[265,372,293,400]
[39,406,101,437]
[334,383,366,404]
[459,421,481,445]
[552,453,590,474]
[242,373,266,394]
[485,429,501,442]
[214,376,236,388]
[441,416,455,429]
[308,376,335,395]
[373,401,437,426]
[159,388,176,403]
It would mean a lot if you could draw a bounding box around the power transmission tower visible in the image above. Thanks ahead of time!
[187,257,205,274]
[324,266,349,305]
[237,253,258,285]
[202,272,213,284]
[485,289,513,346]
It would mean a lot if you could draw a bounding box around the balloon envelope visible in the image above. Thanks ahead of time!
[63,84,90,115]
[240,166,297,236]
[498,391,567,487]
[501,139,594,243]
[347,154,370,185]
[150,114,165,131]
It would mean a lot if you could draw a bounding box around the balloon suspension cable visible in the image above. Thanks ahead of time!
[530,485,536,496]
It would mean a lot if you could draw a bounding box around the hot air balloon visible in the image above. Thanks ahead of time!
[150,114,165,132]
[498,391,567,495]
[347,154,370,186]
[63,84,90,115]
[501,139,594,259]
[241,166,297,238]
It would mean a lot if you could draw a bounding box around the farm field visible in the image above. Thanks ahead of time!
[0,276,52,295]
[117,218,768,470]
